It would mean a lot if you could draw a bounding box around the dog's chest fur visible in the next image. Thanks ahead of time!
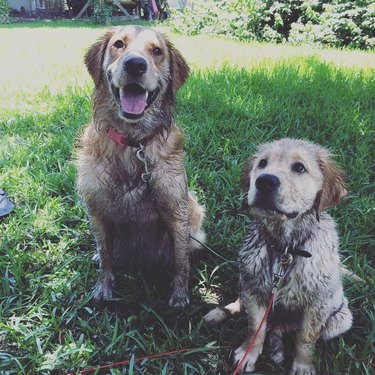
[77,126,160,222]
[84,150,155,220]
[77,123,189,270]
[239,213,342,310]
[78,137,175,268]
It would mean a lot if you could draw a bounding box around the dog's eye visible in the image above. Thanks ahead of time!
[258,159,267,168]
[292,162,307,173]
[113,40,124,49]
[152,47,163,56]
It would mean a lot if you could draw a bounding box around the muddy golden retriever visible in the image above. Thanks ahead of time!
[205,138,352,374]
[77,25,205,307]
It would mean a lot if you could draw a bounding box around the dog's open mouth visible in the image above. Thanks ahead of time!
[112,83,159,120]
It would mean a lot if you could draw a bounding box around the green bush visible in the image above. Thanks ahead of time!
[170,0,270,40]
[92,0,114,24]
[170,0,375,49]
[319,1,375,48]
[289,1,375,49]
[0,0,10,24]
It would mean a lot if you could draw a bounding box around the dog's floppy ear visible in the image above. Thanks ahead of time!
[85,31,113,87]
[316,152,347,213]
[241,157,256,209]
[167,40,190,94]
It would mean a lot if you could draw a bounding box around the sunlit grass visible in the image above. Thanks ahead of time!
[0,23,374,374]
[1,27,373,108]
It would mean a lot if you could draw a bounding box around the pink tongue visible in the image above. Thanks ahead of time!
[120,91,147,115]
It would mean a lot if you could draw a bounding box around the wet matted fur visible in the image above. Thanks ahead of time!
[204,138,352,374]
[77,25,205,307]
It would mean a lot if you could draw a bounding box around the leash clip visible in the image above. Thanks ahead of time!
[136,144,146,163]
[136,144,153,185]
[280,252,293,267]
[272,246,293,308]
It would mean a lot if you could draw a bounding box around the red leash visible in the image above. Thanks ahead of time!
[232,293,275,375]
[66,345,228,374]
[67,251,280,375]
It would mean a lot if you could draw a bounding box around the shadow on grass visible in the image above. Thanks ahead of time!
[0,58,373,374]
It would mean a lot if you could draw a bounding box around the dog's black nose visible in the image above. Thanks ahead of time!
[255,174,280,192]
[124,56,147,76]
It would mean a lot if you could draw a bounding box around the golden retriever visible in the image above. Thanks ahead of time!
[77,25,205,307]
[205,138,352,374]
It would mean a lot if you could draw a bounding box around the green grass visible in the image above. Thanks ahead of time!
[0,24,374,374]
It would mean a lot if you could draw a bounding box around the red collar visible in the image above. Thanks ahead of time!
[106,128,138,148]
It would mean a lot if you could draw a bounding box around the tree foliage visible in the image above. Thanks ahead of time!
[170,0,375,49]
[0,0,10,24]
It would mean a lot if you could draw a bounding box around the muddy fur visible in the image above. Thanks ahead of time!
[205,138,352,374]
[77,25,205,307]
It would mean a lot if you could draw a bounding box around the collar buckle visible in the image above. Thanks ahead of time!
[272,246,293,302]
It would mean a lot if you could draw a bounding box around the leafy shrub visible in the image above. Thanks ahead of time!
[170,0,270,41]
[0,0,10,24]
[92,0,114,24]
[318,1,375,48]
[170,0,375,49]
[289,1,375,49]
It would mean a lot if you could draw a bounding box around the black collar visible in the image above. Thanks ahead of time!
[287,245,312,258]
[269,243,312,258]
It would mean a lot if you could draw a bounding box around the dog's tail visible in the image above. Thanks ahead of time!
[204,298,242,325]
[188,191,206,251]
[340,267,365,283]
[190,229,206,250]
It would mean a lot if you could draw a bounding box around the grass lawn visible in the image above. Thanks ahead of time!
[0,21,374,374]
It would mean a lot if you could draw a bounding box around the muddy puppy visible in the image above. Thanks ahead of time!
[77,26,205,307]
[205,138,352,374]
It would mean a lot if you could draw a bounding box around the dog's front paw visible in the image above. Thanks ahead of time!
[168,287,190,308]
[289,361,317,375]
[233,346,256,373]
[93,273,115,302]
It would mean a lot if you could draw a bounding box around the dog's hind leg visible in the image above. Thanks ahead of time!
[321,297,352,341]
